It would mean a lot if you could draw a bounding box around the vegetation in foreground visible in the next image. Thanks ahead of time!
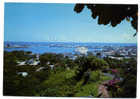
[3,51,137,97]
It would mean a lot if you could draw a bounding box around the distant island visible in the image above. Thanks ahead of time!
[4,43,28,48]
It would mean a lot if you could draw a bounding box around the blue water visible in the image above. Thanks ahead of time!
[4,41,137,54]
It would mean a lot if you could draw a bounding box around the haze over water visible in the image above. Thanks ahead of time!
[4,41,137,54]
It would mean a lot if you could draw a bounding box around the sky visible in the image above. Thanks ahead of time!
[4,3,137,43]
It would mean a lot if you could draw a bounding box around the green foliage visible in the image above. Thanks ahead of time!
[40,53,65,65]
[74,4,138,32]
[104,58,137,98]
[74,56,108,81]
[3,51,137,97]
[74,70,111,97]
[90,71,101,82]
[37,70,77,96]
[74,83,98,97]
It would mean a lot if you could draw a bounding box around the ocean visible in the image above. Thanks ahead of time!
[4,41,137,54]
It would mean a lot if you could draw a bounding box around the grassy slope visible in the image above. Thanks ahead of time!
[74,70,112,97]
[37,69,111,97]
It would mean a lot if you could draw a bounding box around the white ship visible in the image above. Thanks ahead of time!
[75,46,88,54]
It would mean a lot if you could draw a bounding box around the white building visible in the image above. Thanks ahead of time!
[17,72,28,77]
[36,67,45,72]
[50,64,54,70]
[17,61,26,66]
[108,56,123,60]
[27,59,40,66]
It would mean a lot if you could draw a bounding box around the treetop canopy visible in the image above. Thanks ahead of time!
[74,4,138,36]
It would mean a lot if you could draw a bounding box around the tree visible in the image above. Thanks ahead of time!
[74,4,138,36]
[74,56,108,81]
[106,58,137,98]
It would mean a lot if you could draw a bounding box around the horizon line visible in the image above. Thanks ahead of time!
[4,41,137,44]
